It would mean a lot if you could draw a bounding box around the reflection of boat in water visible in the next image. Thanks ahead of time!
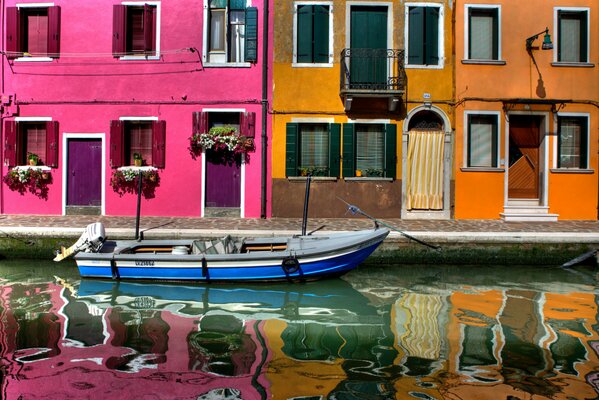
[77,278,381,325]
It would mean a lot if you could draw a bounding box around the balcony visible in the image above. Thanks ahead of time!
[340,48,406,112]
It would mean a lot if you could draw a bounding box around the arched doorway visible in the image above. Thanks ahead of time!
[401,106,452,219]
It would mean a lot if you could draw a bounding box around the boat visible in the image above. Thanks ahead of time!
[54,222,389,282]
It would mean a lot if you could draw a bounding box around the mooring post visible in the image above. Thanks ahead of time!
[301,174,312,236]
[135,171,143,241]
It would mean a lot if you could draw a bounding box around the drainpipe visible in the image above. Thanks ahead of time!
[260,0,269,219]
[1,1,5,215]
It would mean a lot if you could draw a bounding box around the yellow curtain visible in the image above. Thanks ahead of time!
[406,130,445,210]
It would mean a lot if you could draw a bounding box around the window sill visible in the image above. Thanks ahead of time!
[292,62,334,68]
[460,167,505,173]
[344,177,393,182]
[118,166,158,172]
[551,62,594,68]
[461,59,506,65]
[288,176,337,182]
[14,57,53,62]
[550,168,594,174]
[203,62,252,68]
[14,165,51,171]
[404,64,444,70]
[119,55,160,61]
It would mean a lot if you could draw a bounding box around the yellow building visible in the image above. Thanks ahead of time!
[272,0,455,219]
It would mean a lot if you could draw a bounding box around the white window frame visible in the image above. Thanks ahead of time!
[553,112,591,170]
[553,7,590,65]
[119,1,161,61]
[463,111,501,170]
[202,0,252,68]
[463,4,502,63]
[14,3,55,62]
[404,2,444,69]
[292,1,334,67]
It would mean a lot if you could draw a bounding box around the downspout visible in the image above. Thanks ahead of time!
[260,0,269,218]
[1,0,5,215]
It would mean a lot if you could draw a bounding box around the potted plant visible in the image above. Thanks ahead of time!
[133,153,143,167]
[27,152,39,166]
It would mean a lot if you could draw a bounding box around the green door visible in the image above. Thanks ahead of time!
[350,6,387,88]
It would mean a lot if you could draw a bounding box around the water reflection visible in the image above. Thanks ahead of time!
[0,261,598,399]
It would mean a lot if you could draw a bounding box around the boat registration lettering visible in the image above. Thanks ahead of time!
[135,260,154,267]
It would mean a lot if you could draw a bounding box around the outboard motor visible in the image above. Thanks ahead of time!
[54,222,106,261]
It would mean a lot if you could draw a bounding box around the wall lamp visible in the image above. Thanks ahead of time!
[526,27,553,51]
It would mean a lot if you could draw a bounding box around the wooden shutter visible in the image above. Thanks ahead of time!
[240,112,256,138]
[285,123,299,177]
[245,7,258,63]
[192,111,209,135]
[384,124,397,179]
[152,120,166,168]
[297,5,313,63]
[313,5,329,63]
[45,121,59,168]
[143,4,155,53]
[4,120,17,167]
[342,123,355,178]
[425,7,439,65]
[328,123,340,178]
[112,5,127,56]
[6,7,20,59]
[408,7,424,65]
[110,120,124,167]
[230,0,246,10]
[48,6,61,57]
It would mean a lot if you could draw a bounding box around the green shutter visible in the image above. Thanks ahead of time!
[286,123,299,177]
[245,7,258,63]
[408,7,424,64]
[384,124,397,179]
[313,5,329,63]
[342,123,355,178]
[297,5,313,63]
[425,7,439,65]
[329,123,341,177]
[209,0,226,8]
[229,0,245,10]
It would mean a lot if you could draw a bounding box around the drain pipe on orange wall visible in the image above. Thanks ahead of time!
[260,0,269,219]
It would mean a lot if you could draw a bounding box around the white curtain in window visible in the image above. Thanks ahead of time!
[560,119,581,168]
[406,130,444,210]
[210,10,225,51]
[560,16,580,62]
[470,120,493,167]
[356,125,384,174]
[229,10,245,62]
[470,12,493,59]
[300,125,328,169]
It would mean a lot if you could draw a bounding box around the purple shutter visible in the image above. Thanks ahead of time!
[112,5,127,56]
[152,120,166,168]
[4,120,17,167]
[192,112,200,134]
[199,112,209,134]
[110,120,124,167]
[47,6,61,57]
[240,112,256,138]
[6,7,20,59]
[143,4,155,53]
[45,121,59,167]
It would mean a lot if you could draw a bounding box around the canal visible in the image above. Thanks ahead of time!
[0,259,598,399]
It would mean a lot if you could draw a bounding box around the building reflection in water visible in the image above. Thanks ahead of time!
[0,263,598,399]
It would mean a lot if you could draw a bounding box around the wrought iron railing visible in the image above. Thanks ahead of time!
[340,48,406,93]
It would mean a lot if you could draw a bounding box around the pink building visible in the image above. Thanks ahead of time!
[1,0,272,218]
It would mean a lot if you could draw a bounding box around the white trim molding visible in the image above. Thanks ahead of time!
[404,2,444,69]
[292,1,334,67]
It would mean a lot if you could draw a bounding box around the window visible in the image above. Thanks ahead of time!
[556,9,589,63]
[110,119,166,167]
[466,6,499,61]
[6,5,61,59]
[3,120,58,167]
[204,0,258,64]
[466,114,499,168]
[294,3,331,65]
[192,111,256,138]
[112,3,159,58]
[557,116,588,169]
[342,123,397,178]
[406,5,443,67]
[285,123,340,177]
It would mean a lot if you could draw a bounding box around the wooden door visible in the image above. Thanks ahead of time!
[350,6,387,88]
[508,116,542,199]
[67,139,102,206]
[205,150,241,208]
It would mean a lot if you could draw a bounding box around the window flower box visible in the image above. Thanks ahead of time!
[3,166,52,198]
[189,126,253,158]
[111,167,159,198]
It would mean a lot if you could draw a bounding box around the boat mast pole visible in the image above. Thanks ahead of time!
[135,171,143,241]
[301,175,311,235]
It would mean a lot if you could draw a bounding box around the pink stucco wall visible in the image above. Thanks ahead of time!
[1,0,272,218]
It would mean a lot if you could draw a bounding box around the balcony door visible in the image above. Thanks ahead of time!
[350,6,387,88]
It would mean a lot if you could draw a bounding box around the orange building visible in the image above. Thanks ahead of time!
[454,0,599,220]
